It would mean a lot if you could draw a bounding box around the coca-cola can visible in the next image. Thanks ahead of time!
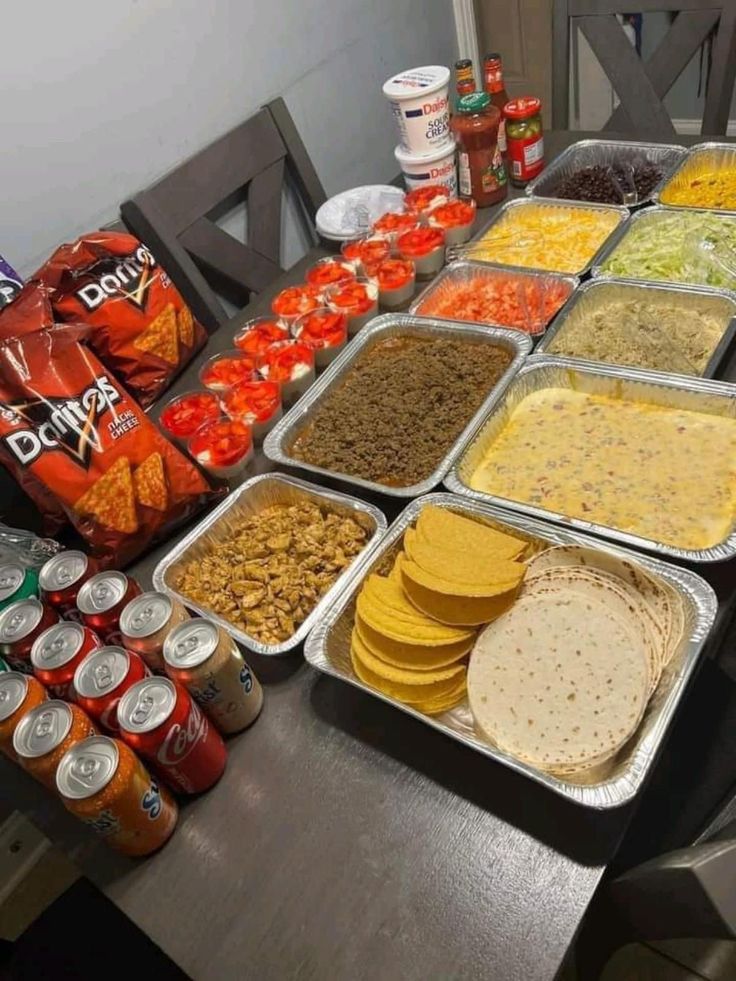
[163,619,263,734]
[30,621,101,700]
[117,677,226,794]
[73,646,150,733]
[76,572,141,646]
[39,551,98,621]
[0,598,59,674]
[120,592,189,674]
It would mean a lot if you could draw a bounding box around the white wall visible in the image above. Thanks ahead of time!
[2,0,456,276]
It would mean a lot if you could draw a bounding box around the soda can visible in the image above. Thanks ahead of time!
[13,700,98,790]
[30,621,101,700]
[164,619,263,735]
[73,646,150,733]
[0,564,39,612]
[0,598,59,674]
[120,592,189,674]
[77,572,141,646]
[0,672,48,761]
[0,656,9,673]
[118,677,227,794]
[56,734,178,856]
[39,551,98,621]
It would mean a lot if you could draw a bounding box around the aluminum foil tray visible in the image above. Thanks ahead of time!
[263,313,531,498]
[305,493,717,809]
[458,196,629,278]
[152,472,387,656]
[656,142,736,211]
[409,260,579,337]
[534,277,736,379]
[526,138,686,208]
[445,357,736,563]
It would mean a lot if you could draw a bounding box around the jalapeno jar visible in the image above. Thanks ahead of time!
[504,97,544,186]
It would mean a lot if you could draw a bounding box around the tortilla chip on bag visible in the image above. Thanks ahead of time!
[34,231,206,407]
[0,325,217,566]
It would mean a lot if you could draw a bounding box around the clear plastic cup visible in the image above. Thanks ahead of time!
[233,317,290,358]
[159,389,222,446]
[258,340,315,405]
[428,198,477,247]
[396,226,446,279]
[221,380,282,442]
[305,257,356,290]
[294,307,348,370]
[199,349,259,393]
[369,258,416,309]
[271,284,324,327]
[188,418,254,482]
[341,237,392,275]
[325,277,380,334]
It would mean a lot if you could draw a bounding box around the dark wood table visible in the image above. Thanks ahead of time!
[3,130,736,981]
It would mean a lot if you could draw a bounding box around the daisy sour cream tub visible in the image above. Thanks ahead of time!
[383,66,450,155]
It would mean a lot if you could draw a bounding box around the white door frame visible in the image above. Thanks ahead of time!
[453,0,481,78]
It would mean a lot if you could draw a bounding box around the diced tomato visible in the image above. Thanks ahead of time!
[223,380,281,424]
[234,320,289,357]
[342,237,391,266]
[397,226,445,258]
[373,258,414,291]
[415,275,572,333]
[259,341,314,382]
[327,281,378,314]
[272,285,323,318]
[430,199,476,229]
[160,391,221,438]
[404,185,450,213]
[305,260,355,288]
[372,212,418,236]
[200,352,257,390]
[190,419,252,468]
[296,309,347,350]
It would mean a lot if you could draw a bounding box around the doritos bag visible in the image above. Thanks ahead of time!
[0,325,216,566]
[35,232,207,407]
[0,282,55,339]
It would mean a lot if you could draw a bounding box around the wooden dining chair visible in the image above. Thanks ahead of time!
[120,98,327,332]
[552,1,736,137]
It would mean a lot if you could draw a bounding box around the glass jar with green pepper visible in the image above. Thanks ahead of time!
[503,97,544,186]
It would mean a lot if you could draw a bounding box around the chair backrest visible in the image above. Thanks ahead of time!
[552,1,736,137]
[120,97,327,331]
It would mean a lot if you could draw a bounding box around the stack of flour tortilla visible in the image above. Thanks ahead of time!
[468,544,685,778]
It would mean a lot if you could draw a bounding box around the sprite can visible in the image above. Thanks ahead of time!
[0,656,9,672]
[0,565,39,612]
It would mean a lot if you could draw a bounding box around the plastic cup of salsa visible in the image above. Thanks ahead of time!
[305,258,356,289]
[294,307,348,369]
[372,211,420,242]
[341,237,392,275]
[159,390,222,446]
[396,226,446,279]
[221,379,282,441]
[428,198,476,246]
[258,340,315,405]
[404,184,451,218]
[233,318,290,358]
[325,277,379,334]
[199,349,258,392]
[188,418,254,482]
[271,284,324,326]
[368,258,416,309]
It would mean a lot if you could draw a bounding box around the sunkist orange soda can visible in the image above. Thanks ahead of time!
[12,700,98,790]
[56,734,178,856]
[0,672,48,762]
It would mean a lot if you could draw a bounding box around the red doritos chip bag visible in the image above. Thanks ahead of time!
[35,231,207,407]
[0,282,55,339]
[0,325,217,566]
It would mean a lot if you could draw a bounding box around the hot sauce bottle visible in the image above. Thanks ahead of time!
[483,53,510,159]
[450,93,508,207]
[454,59,476,111]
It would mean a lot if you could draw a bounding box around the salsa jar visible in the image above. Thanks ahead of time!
[450,92,507,208]
[504,97,544,186]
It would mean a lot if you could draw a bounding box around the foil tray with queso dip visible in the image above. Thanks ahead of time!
[446,358,736,562]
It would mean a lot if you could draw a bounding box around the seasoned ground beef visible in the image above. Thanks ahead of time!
[290,336,512,486]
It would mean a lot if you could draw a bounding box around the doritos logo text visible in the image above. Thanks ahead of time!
[2,374,122,467]
[75,244,156,313]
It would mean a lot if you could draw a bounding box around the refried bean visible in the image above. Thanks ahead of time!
[290,335,511,486]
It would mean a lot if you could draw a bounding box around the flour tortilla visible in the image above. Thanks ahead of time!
[468,592,650,769]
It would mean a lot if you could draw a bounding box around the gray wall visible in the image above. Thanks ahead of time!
[2,0,456,276]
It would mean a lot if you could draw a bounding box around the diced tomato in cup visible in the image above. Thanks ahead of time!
[428,199,476,246]
[222,379,282,440]
[404,184,451,216]
[372,211,419,237]
[159,390,221,444]
[305,258,356,289]
[233,318,290,358]
[371,258,416,310]
[326,278,379,335]
[341,237,391,273]
[199,350,258,392]
[259,340,315,404]
[294,308,348,369]
[271,284,323,323]
[396,226,446,278]
[189,418,254,481]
